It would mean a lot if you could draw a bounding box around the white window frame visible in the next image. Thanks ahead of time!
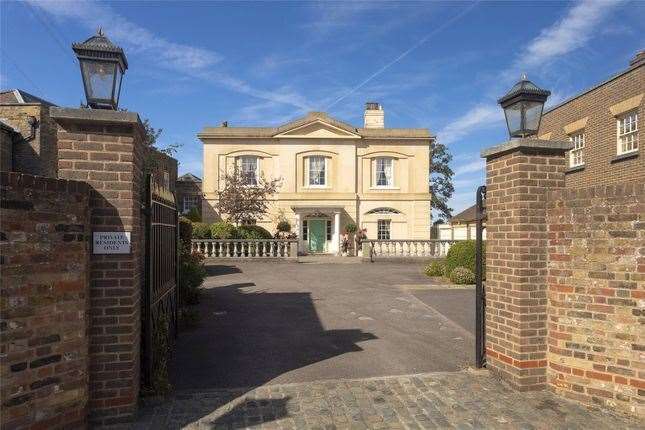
[617,110,639,155]
[377,219,391,240]
[374,157,394,188]
[237,156,259,186]
[307,156,327,188]
[569,132,585,167]
[182,195,199,213]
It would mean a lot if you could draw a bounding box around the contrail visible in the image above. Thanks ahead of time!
[325,1,480,110]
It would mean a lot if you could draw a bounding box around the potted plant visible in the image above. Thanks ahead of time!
[354,228,367,257]
[344,223,358,256]
[340,233,350,256]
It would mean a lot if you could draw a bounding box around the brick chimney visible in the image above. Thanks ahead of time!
[629,50,644,67]
[364,102,384,128]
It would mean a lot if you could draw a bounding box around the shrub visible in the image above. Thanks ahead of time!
[191,222,212,239]
[185,207,201,222]
[344,223,357,234]
[277,220,291,233]
[237,225,272,240]
[449,266,475,285]
[210,222,237,239]
[445,240,485,277]
[180,252,206,306]
[424,260,445,277]
[178,217,193,255]
[441,262,451,277]
[150,313,171,394]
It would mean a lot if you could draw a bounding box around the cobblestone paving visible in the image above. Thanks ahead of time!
[131,370,640,430]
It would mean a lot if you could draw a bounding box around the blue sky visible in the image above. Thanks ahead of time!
[2,1,643,215]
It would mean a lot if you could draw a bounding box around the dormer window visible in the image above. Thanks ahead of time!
[375,157,393,187]
[237,156,258,185]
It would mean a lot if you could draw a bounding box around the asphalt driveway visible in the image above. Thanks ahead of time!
[170,261,475,391]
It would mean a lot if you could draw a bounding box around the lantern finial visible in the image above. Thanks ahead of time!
[97,26,104,37]
[520,72,528,81]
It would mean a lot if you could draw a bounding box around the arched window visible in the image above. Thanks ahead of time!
[365,207,401,215]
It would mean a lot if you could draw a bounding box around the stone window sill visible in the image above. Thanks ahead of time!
[610,151,639,164]
[565,165,585,174]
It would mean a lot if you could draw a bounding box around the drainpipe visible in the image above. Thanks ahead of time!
[24,116,39,141]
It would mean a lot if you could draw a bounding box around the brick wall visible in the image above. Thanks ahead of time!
[0,172,90,429]
[0,104,58,178]
[52,108,146,427]
[546,182,644,417]
[483,141,568,391]
[539,62,643,188]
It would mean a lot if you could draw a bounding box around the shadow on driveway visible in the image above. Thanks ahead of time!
[160,262,471,429]
[170,265,377,391]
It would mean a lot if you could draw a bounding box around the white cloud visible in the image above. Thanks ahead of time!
[437,104,502,146]
[514,0,624,71]
[448,190,479,214]
[28,0,312,110]
[453,159,485,177]
[440,1,623,147]
[304,2,386,35]
[453,177,481,188]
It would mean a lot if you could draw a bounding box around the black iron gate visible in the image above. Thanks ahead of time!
[142,173,179,386]
[475,185,487,368]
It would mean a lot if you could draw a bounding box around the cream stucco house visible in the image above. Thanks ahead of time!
[198,103,433,255]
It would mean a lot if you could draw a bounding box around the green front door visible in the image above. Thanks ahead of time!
[308,220,326,253]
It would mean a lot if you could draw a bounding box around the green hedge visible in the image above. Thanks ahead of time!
[191,222,212,239]
[236,225,272,240]
[210,222,237,239]
[445,240,485,278]
[178,217,193,255]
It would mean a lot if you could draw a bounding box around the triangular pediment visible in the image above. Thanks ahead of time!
[274,119,360,139]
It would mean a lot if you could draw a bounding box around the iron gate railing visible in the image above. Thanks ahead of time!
[475,185,486,368]
[142,174,179,387]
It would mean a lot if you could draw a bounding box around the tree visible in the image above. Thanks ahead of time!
[143,118,162,147]
[142,118,180,156]
[430,141,454,221]
[217,170,281,225]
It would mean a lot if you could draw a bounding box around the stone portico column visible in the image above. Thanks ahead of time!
[294,212,302,254]
[481,139,570,391]
[333,211,341,255]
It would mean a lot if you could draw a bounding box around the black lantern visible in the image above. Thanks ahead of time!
[72,28,128,110]
[498,74,550,138]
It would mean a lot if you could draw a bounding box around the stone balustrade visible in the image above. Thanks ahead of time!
[192,239,298,259]
[362,240,456,260]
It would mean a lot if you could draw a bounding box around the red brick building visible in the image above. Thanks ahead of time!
[538,51,644,187]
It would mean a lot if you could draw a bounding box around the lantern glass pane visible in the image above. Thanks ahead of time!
[503,103,522,136]
[114,69,123,105]
[81,60,116,101]
[524,101,544,132]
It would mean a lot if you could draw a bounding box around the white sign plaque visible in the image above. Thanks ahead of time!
[93,232,132,254]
